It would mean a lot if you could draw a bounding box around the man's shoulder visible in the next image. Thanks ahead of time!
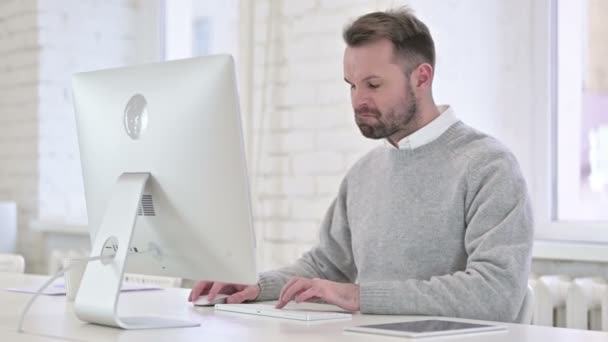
[447,123,524,189]
[344,145,386,178]
[447,123,518,167]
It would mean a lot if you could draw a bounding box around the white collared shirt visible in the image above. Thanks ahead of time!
[386,105,458,150]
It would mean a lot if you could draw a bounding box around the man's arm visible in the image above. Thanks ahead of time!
[189,179,355,304]
[359,151,534,322]
[256,180,357,301]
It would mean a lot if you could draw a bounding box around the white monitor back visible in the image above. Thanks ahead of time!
[72,55,257,285]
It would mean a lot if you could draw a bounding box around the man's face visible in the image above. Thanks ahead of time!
[343,39,417,140]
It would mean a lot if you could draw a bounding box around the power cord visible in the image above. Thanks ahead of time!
[17,254,111,333]
[17,244,160,333]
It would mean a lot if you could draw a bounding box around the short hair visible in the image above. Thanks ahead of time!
[343,7,436,72]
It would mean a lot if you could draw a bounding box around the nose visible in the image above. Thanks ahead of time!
[351,88,370,109]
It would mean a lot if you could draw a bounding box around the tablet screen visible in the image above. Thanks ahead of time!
[345,319,508,338]
[357,320,492,333]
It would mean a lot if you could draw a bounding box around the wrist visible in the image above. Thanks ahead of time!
[255,283,262,300]
[354,283,361,311]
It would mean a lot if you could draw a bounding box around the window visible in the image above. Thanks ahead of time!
[555,0,608,222]
[162,0,239,61]
[161,0,250,151]
[535,0,608,247]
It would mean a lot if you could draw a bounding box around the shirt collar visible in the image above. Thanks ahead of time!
[385,105,458,150]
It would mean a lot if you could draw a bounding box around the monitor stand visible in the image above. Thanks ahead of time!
[74,172,200,329]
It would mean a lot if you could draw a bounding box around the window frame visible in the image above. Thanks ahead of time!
[533,0,608,260]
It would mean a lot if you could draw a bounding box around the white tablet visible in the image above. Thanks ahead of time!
[344,319,507,338]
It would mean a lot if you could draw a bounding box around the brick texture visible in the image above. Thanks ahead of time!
[0,0,155,273]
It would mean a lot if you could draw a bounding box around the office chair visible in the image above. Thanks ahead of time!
[0,253,25,273]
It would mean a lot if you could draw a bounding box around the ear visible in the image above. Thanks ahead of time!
[412,63,433,90]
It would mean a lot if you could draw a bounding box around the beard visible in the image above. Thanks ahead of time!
[354,87,418,140]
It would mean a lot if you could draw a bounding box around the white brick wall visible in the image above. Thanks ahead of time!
[0,0,43,272]
[249,0,541,272]
[250,0,380,271]
[0,0,159,273]
[1,0,545,275]
[37,0,143,226]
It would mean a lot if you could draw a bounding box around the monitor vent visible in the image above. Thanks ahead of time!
[137,194,156,216]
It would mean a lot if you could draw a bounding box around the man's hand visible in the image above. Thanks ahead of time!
[188,281,260,304]
[276,277,360,312]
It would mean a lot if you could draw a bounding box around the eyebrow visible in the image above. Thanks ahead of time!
[344,75,382,84]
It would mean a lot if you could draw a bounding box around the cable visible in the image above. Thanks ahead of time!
[17,254,110,333]
[16,246,159,333]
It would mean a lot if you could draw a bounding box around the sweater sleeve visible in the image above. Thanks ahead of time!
[256,180,357,301]
[359,150,534,322]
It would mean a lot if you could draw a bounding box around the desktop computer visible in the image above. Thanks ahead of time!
[71,55,258,329]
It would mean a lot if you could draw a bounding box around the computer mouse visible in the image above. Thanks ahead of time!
[193,294,229,306]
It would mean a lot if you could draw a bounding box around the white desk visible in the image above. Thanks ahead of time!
[1,273,607,342]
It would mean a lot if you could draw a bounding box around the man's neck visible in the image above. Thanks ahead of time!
[387,102,441,147]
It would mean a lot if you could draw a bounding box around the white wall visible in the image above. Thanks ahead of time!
[413,0,536,184]
[0,0,160,273]
[0,0,40,266]
[37,0,161,224]
[248,0,546,271]
[1,0,550,274]
[249,0,379,270]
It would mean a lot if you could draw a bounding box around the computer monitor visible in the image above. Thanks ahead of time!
[71,55,258,329]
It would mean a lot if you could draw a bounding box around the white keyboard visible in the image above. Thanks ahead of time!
[214,304,352,321]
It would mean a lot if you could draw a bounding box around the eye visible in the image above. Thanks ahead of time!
[349,84,355,90]
[368,83,380,89]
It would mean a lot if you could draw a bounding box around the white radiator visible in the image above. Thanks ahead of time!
[532,275,607,331]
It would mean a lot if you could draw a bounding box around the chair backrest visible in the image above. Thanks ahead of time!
[0,201,17,253]
[515,284,535,324]
[0,253,25,273]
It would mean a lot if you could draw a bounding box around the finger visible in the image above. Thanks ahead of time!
[295,287,319,304]
[297,281,358,312]
[188,281,211,301]
[226,286,257,304]
[188,281,205,301]
[219,284,237,294]
[207,282,226,301]
[277,285,308,309]
[276,280,310,309]
[226,291,245,304]
[278,277,300,304]
[277,278,301,307]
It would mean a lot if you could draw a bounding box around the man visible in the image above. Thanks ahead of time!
[189,7,533,323]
